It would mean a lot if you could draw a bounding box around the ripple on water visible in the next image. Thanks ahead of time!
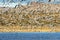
[0,32,60,40]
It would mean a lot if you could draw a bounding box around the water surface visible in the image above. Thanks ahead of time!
[0,32,60,40]
[0,0,60,7]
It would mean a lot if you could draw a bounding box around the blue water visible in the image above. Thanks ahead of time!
[0,0,60,7]
[0,0,60,4]
[0,32,60,40]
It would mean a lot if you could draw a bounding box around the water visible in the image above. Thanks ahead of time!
[0,32,60,40]
[0,0,60,4]
[0,0,60,7]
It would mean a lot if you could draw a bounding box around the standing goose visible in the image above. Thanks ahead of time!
[48,0,55,2]
[48,0,51,2]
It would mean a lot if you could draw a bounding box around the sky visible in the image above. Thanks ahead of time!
[0,0,60,7]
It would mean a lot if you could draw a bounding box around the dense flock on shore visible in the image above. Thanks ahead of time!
[0,2,60,27]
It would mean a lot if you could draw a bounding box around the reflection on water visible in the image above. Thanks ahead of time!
[0,32,60,40]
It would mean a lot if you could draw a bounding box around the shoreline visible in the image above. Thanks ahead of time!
[0,26,60,32]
